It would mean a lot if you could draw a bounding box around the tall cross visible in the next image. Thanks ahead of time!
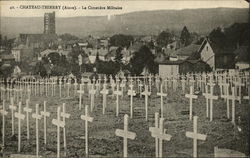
[61,103,71,153]
[52,106,65,158]
[185,86,198,120]
[115,114,136,157]
[40,101,50,145]
[9,97,16,136]
[89,84,96,112]
[100,84,109,114]
[80,105,94,155]
[77,84,85,110]
[1,100,8,148]
[142,85,151,121]
[186,116,207,158]
[14,102,25,152]
[127,84,136,118]
[32,104,42,157]
[208,86,218,121]
[202,86,210,118]
[157,84,167,118]
[149,115,172,157]
[23,99,32,140]
[114,84,122,117]
[226,87,237,124]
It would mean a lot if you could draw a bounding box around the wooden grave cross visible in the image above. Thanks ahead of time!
[127,84,136,118]
[157,84,167,118]
[77,84,85,110]
[67,78,71,97]
[89,84,96,112]
[208,86,218,121]
[31,104,42,157]
[142,85,151,121]
[149,114,172,157]
[115,114,136,157]
[234,80,244,104]
[1,100,8,148]
[226,87,237,124]
[74,78,78,96]
[23,99,32,140]
[52,107,65,158]
[40,101,50,145]
[61,103,71,154]
[80,105,94,155]
[14,102,25,152]
[202,85,210,118]
[185,86,198,120]
[59,78,62,98]
[9,97,17,136]
[114,84,122,117]
[100,84,109,114]
[186,116,207,158]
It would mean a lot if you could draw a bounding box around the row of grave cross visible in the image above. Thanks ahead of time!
[1,98,208,158]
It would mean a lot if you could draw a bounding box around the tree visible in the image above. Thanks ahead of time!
[130,45,158,75]
[114,47,123,64]
[110,34,134,48]
[156,29,174,48]
[209,27,226,49]
[180,26,191,46]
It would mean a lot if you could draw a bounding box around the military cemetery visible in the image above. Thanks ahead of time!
[0,1,249,157]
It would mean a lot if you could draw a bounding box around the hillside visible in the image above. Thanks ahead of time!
[0,8,248,38]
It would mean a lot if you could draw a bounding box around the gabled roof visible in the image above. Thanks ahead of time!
[40,49,58,57]
[171,44,200,57]
[0,54,15,60]
[159,59,205,65]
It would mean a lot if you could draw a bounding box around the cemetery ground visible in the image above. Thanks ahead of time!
[1,85,249,157]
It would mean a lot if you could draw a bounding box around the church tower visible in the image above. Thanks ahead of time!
[44,11,55,34]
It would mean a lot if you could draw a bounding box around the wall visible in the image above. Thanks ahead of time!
[159,64,179,79]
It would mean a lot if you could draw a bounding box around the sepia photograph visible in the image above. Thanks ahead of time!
[0,0,249,157]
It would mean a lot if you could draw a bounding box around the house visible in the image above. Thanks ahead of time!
[11,44,33,62]
[234,46,250,70]
[198,38,235,70]
[83,48,108,63]
[154,49,175,63]
[12,65,22,76]
[170,44,200,61]
[158,60,209,79]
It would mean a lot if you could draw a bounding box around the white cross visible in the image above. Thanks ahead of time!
[207,86,218,121]
[77,84,85,110]
[127,84,136,118]
[157,84,167,118]
[202,86,210,118]
[100,84,109,114]
[186,116,207,158]
[9,97,16,136]
[52,106,65,158]
[115,114,136,157]
[32,104,42,157]
[14,102,25,152]
[149,114,171,157]
[80,105,94,155]
[226,87,237,124]
[40,101,50,145]
[185,86,198,120]
[1,100,8,147]
[89,84,96,112]
[61,103,70,153]
[114,84,122,117]
[142,85,151,121]
[23,99,32,140]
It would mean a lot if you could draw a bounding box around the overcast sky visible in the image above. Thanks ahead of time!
[1,0,248,17]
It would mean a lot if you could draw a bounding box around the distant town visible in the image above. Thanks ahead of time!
[0,11,249,78]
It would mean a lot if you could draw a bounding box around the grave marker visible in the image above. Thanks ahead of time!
[127,84,136,118]
[142,85,151,121]
[185,86,198,120]
[31,104,42,157]
[15,102,25,152]
[114,84,122,117]
[23,99,32,140]
[80,105,94,155]
[61,103,70,153]
[115,114,136,157]
[186,116,207,158]
[40,101,50,145]
[100,84,109,114]
[157,84,167,118]
[52,107,65,158]
[77,84,85,110]
[1,100,8,148]
[9,97,17,136]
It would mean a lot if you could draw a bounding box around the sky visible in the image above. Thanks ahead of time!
[0,0,249,17]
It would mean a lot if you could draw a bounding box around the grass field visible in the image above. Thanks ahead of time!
[1,84,249,157]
